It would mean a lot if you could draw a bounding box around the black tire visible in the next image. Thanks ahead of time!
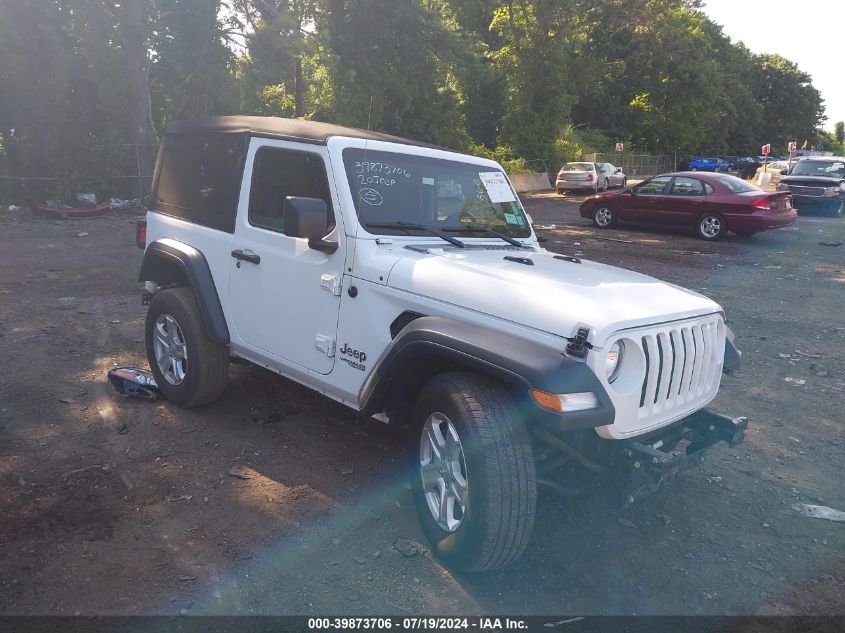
[557,188,565,195]
[621,177,627,188]
[145,287,229,407]
[602,178,609,192]
[410,372,536,572]
[592,204,617,229]
[696,212,726,241]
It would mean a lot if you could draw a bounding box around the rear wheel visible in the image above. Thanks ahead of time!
[697,212,726,241]
[601,178,609,192]
[557,188,565,195]
[592,205,616,228]
[145,287,229,407]
[410,373,536,572]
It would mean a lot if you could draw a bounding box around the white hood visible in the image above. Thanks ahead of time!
[386,247,721,345]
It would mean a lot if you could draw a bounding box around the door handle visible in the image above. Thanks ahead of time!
[231,249,260,265]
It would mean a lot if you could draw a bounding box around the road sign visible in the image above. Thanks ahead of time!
[788,141,797,153]
[762,144,771,155]
[615,142,624,152]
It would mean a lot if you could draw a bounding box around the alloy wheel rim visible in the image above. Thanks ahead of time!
[153,314,188,386]
[595,208,612,226]
[701,216,721,237]
[419,413,468,533]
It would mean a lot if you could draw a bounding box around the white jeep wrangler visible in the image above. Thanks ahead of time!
[137,116,746,572]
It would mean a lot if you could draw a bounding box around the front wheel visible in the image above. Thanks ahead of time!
[145,287,229,407]
[621,177,627,188]
[410,373,536,572]
[697,212,726,241]
[592,205,617,228]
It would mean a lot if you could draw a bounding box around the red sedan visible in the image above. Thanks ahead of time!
[578,172,797,240]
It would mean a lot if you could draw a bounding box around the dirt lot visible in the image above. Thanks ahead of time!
[1,196,843,616]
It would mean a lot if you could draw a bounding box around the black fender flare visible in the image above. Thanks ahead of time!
[138,239,230,344]
[359,316,614,430]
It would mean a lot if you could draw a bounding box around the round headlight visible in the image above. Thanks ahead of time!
[605,340,624,383]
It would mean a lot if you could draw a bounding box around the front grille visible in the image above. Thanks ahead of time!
[786,185,825,197]
[636,316,723,419]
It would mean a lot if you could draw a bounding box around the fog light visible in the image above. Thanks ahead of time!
[530,389,599,413]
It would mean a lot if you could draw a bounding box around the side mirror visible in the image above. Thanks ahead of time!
[282,196,338,254]
[615,168,622,173]
[779,169,788,176]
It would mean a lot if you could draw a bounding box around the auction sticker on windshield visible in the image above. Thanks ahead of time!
[478,171,516,203]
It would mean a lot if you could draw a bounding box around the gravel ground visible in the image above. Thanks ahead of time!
[0,196,843,616]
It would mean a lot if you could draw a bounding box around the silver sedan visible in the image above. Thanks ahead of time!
[555,162,627,194]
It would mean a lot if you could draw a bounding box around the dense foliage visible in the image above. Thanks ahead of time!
[0,0,838,201]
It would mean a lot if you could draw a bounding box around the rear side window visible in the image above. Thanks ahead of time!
[248,147,335,233]
[669,177,704,196]
[154,134,244,233]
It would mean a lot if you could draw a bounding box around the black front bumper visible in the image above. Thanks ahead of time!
[618,410,748,507]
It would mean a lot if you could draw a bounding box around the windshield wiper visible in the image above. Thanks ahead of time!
[443,224,529,248]
[364,221,465,248]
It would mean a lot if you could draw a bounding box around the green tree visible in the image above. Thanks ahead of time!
[316,0,469,149]
[747,53,824,151]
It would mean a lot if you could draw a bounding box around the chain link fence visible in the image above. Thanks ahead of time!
[583,153,676,178]
[0,142,158,206]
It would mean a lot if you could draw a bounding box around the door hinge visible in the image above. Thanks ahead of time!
[320,274,342,296]
[314,334,336,357]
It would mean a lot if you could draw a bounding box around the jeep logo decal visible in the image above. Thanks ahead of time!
[339,343,367,371]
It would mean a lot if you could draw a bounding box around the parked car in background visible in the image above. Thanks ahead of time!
[724,156,761,179]
[555,162,626,194]
[679,157,720,172]
[777,156,845,217]
[579,172,797,240]
[754,160,791,186]
[715,158,732,173]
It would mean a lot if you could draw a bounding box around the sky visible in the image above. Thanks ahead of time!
[702,0,843,132]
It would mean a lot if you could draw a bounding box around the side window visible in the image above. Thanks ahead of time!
[704,183,715,195]
[669,177,704,196]
[248,147,335,234]
[154,134,243,233]
[633,176,671,194]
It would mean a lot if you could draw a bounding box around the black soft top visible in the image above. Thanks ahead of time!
[165,116,445,150]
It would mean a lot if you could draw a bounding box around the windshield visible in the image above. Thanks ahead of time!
[561,162,593,171]
[790,160,845,177]
[710,174,760,192]
[343,148,531,238]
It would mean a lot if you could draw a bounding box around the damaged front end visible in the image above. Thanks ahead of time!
[617,410,748,506]
[533,409,748,507]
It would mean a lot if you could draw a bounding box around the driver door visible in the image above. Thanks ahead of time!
[227,139,345,375]
[617,176,672,222]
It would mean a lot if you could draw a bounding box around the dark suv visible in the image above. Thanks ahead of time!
[778,157,845,216]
